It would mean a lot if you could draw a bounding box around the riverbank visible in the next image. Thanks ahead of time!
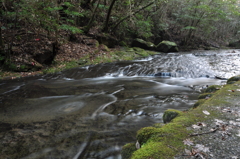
[122,76,240,159]
[0,47,157,80]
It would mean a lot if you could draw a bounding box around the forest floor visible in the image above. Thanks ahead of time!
[0,36,120,80]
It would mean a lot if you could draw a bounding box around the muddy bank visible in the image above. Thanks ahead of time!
[122,76,240,159]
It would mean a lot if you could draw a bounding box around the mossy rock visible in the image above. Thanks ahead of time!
[132,38,155,50]
[198,93,214,99]
[204,85,221,93]
[227,75,240,84]
[163,109,182,123]
[136,127,160,145]
[77,59,88,65]
[131,141,175,159]
[132,47,150,57]
[121,143,136,159]
[193,99,206,108]
[156,41,179,53]
[98,44,110,52]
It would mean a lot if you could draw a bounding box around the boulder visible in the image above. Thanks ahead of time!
[156,41,179,53]
[132,38,155,50]
[227,75,240,84]
[163,109,182,123]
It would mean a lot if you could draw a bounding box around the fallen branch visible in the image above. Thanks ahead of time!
[190,128,219,137]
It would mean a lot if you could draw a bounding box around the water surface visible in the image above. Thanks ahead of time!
[0,49,240,159]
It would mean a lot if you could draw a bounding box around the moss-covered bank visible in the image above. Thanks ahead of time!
[0,47,157,80]
[122,76,240,159]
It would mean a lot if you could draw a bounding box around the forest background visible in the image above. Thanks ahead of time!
[0,0,240,77]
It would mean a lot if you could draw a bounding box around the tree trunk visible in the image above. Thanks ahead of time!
[0,27,4,55]
[102,0,117,32]
[84,0,101,33]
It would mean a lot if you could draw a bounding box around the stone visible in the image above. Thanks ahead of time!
[163,109,182,123]
[156,40,179,53]
[227,75,240,84]
[132,38,155,50]
[204,85,221,93]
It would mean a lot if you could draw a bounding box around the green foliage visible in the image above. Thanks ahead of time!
[181,26,196,31]
[60,24,83,34]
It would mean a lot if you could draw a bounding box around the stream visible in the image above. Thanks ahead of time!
[0,49,240,159]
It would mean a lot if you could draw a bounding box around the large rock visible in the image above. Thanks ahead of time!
[163,109,182,123]
[132,38,155,50]
[227,75,240,84]
[156,40,179,53]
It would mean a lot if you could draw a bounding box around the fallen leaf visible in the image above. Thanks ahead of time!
[203,110,210,115]
[192,124,202,129]
[183,138,194,146]
[215,119,225,126]
[185,149,192,155]
[195,144,210,153]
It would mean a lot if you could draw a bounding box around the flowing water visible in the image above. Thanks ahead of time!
[0,49,240,159]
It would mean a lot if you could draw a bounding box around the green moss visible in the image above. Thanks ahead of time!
[132,142,175,159]
[193,99,206,108]
[198,93,214,99]
[121,143,137,159]
[122,81,240,159]
[160,41,177,46]
[204,85,221,93]
[227,75,240,84]
[163,109,183,123]
[136,127,160,145]
[115,51,126,57]
[131,120,192,159]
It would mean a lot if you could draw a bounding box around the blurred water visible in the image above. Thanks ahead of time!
[0,49,240,159]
